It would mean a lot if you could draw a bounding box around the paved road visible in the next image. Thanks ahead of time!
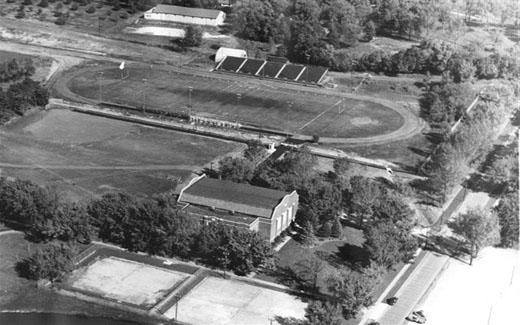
[376,252,449,325]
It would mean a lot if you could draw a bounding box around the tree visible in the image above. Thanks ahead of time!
[305,300,343,325]
[218,157,255,183]
[317,222,332,238]
[16,243,76,282]
[327,269,375,319]
[291,250,325,292]
[301,221,316,247]
[494,194,519,248]
[364,218,417,268]
[347,176,382,225]
[333,157,351,176]
[183,25,202,47]
[449,208,500,265]
[233,0,289,43]
[331,217,342,238]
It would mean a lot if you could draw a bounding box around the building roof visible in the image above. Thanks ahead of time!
[180,203,259,228]
[179,176,289,218]
[152,4,222,19]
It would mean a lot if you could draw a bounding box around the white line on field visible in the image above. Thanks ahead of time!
[298,99,343,130]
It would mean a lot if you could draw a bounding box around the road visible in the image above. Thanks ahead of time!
[375,252,449,325]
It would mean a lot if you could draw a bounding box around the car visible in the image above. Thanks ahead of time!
[386,297,398,305]
[406,310,427,324]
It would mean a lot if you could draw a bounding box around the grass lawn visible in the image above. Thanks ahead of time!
[0,50,54,83]
[0,109,242,201]
[65,64,404,139]
[0,232,156,324]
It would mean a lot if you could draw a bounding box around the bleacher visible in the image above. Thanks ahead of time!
[215,56,328,85]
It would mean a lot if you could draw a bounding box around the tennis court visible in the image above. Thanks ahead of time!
[163,276,307,325]
[68,257,188,308]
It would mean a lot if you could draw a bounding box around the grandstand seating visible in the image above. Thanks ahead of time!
[215,56,328,85]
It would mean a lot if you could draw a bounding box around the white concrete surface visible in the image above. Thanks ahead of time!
[421,247,520,325]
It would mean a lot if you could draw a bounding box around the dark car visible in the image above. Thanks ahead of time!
[386,297,399,305]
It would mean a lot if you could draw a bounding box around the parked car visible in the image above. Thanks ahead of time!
[386,297,398,305]
[406,310,427,324]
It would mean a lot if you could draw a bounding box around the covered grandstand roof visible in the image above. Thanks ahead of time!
[215,56,328,84]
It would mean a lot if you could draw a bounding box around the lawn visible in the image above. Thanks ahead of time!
[65,64,405,139]
[0,109,242,201]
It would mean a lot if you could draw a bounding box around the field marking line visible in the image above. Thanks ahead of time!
[298,99,343,130]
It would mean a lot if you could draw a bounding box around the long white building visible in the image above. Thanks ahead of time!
[144,4,226,27]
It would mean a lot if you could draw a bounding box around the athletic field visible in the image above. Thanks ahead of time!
[163,277,307,325]
[68,257,188,308]
[62,64,405,139]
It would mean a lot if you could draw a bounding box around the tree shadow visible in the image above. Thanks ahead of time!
[336,243,370,269]
[408,146,431,158]
[425,235,469,264]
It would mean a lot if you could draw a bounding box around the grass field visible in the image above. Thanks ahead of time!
[164,276,307,324]
[0,109,241,201]
[68,257,188,308]
[65,65,404,139]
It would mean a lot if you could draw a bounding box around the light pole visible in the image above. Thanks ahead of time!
[98,71,103,103]
[142,78,147,113]
[188,86,193,109]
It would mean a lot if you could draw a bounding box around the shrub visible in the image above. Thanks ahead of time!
[317,222,332,238]
[331,218,342,238]
[119,11,128,19]
[86,5,95,13]
[15,10,26,19]
[16,243,76,283]
[70,3,78,11]
[183,25,203,47]
[38,0,48,8]
[55,3,62,9]
[23,0,32,5]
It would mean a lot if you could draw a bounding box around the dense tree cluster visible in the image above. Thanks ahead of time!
[0,177,273,275]
[424,83,516,203]
[0,78,49,123]
[217,141,266,183]
[90,192,273,275]
[0,58,35,82]
[420,81,476,127]
[233,0,456,66]
[16,242,77,282]
[331,40,520,80]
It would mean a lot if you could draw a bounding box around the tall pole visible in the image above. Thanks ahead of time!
[142,78,147,113]
[188,86,193,108]
[98,71,103,103]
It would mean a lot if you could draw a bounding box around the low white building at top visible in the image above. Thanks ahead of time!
[144,4,226,27]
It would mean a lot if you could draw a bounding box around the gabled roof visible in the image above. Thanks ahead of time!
[179,176,289,218]
[152,4,222,19]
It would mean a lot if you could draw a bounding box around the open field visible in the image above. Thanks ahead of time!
[164,276,307,325]
[0,109,242,201]
[62,64,405,139]
[68,257,188,308]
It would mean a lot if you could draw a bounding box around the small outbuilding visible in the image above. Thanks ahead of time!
[215,47,247,63]
[144,4,226,27]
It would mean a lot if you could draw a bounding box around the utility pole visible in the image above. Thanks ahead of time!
[188,86,193,109]
[142,78,147,113]
[98,71,103,103]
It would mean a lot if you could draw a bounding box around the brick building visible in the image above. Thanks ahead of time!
[177,175,298,242]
